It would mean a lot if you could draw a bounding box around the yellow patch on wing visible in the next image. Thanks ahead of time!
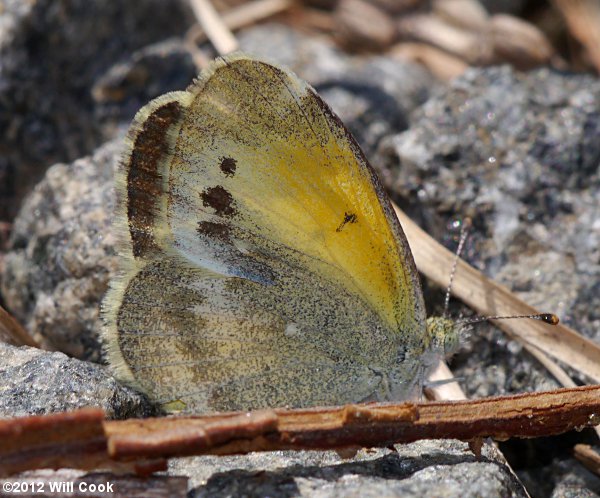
[166,54,426,338]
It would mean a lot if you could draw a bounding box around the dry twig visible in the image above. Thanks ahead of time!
[395,10,553,69]
[553,0,600,73]
[574,444,600,477]
[394,204,600,385]
[2,386,600,476]
[0,409,165,476]
[391,42,468,81]
[189,0,240,54]
[0,304,39,348]
[187,0,294,48]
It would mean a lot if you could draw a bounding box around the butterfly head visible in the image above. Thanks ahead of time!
[425,316,464,358]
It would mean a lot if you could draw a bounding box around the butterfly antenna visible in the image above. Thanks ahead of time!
[442,218,560,328]
[457,313,559,326]
[443,217,471,318]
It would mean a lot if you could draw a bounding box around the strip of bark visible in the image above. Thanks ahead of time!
[0,304,39,347]
[0,409,164,477]
[3,386,599,475]
[106,385,600,459]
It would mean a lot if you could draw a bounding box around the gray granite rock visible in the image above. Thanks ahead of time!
[379,65,600,396]
[0,0,194,222]
[0,341,154,418]
[379,65,600,497]
[172,440,527,498]
[1,140,119,360]
[518,452,600,498]
[92,38,199,139]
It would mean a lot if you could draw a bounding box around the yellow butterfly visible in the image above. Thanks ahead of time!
[102,53,457,413]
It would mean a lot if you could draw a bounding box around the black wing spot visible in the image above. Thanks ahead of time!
[197,221,231,243]
[336,212,358,232]
[200,185,236,217]
[220,157,237,177]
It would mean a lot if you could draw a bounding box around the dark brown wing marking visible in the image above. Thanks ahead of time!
[200,185,237,217]
[219,157,237,176]
[126,101,183,258]
[336,212,358,232]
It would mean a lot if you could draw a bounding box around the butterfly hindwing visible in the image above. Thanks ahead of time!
[113,256,423,412]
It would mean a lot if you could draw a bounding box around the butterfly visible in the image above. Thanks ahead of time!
[102,53,458,413]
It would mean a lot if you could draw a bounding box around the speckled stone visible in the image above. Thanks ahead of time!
[0,341,154,418]
[0,0,194,221]
[173,440,526,498]
[380,65,600,397]
[1,141,120,360]
[379,64,600,497]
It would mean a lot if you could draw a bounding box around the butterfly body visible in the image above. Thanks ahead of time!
[103,53,449,413]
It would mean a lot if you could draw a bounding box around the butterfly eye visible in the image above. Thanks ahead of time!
[443,330,460,356]
[395,346,407,363]
[426,316,459,357]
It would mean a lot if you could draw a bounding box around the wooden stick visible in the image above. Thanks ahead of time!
[574,444,600,476]
[553,0,600,73]
[391,42,468,81]
[425,360,466,401]
[221,0,294,31]
[0,304,39,348]
[0,409,164,476]
[3,386,600,475]
[105,385,600,459]
[187,0,294,50]
[189,0,239,55]
[393,203,600,384]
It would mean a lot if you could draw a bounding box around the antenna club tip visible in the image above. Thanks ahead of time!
[540,313,560,325]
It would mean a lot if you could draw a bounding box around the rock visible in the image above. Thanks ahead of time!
[0,341,154,418]
[515,444,600,498]
[1,141,119,360]
[0,0,194,222]
[92,38,199,139]
[379,66,600,397]
[172,440,527,497]
[379,64,600,497]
